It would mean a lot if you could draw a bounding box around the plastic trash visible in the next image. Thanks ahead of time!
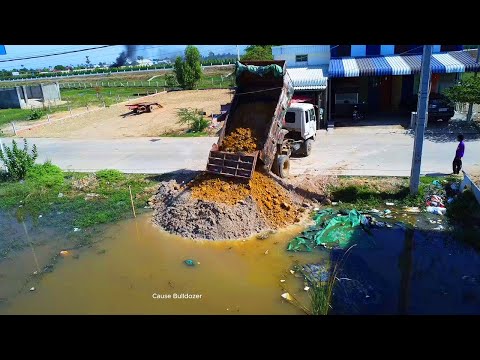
[447,197,455,204]
[370,209,380,213]
[281,293,293,301]
[59,250,70,256]
[264,250,269,255]
[58,193,64,198]
[426,206,446,216]
[450,183,459,191]
[289,270,295,274]
[404,207,420,213]
[73,227,80,232]
[280,279,285,283]
[434,225,445,230]
[384,209,392,214]
[432,180,442,188]
[29,287,35,291]
[385,202,395,206]
[184,259,196,266]
[304,286,310,291]
[38,215,43,218]
[331,202,338,206]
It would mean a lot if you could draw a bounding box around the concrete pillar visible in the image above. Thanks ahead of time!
[15,87,26,108]
[21,85,29,106]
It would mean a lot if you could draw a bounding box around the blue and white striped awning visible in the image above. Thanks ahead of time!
[329,51,480,78]
[286,67,328,90]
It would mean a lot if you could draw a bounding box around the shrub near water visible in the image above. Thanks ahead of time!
[0,139,38,181]
[26,161,64,188]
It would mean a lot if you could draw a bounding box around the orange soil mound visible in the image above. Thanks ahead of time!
[189,173,250,205]
[221,127,258,153]
[189,171,298,228]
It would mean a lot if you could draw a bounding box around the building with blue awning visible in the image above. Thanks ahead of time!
[273,45,480,127]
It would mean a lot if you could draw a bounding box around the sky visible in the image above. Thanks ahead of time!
[0,45,249,71]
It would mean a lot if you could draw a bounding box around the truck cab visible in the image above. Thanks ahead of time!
[282,102,317,156]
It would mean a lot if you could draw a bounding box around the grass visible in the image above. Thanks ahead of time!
[327,175,459,210]
[0,165,159,228]
[161,131,210,137]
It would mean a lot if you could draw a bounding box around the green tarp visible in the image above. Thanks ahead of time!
[235,61,283,78]
[287,209,368,251]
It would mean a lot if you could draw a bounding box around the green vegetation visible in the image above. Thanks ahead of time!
[174,45,203,89]
[328,175,458,209]
[28,109,45,120]
[443,76,480,104]
[0,139,38,181]
[26,161,64,187]
[177,108,210,133]
[241,45,274,61]
[0,165,159,229]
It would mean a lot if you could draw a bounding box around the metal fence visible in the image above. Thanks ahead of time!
[57,77,233,89]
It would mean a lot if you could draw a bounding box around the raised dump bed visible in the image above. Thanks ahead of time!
[206,60,294,180]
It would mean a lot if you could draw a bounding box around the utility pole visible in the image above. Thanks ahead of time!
[236,45,240,61]
[466,45,480,122]
[0,137,7,172]
[410,45,432,195]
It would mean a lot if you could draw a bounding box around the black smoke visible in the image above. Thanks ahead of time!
[111,45,138,67]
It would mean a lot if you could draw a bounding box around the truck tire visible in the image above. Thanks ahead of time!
[275,155,290,178]
[303,139,313,157]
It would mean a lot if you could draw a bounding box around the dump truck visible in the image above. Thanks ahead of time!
[206,60,307,180]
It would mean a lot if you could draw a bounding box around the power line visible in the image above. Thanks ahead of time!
[0,45,116,63]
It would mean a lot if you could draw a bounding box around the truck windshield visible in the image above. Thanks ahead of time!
[285,111,296,123]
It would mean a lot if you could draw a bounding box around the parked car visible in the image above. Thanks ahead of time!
[407,93,455,121]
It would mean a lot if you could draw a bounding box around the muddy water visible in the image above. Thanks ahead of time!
[1,214,323,314]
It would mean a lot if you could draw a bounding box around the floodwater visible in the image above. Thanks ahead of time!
[1,210,479,315]
[0,214,322,314]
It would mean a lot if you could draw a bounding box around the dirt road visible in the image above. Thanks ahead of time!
[14,89,233,138]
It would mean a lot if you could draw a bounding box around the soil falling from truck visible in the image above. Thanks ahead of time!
[221,127,258,153]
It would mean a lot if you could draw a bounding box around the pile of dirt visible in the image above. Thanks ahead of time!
[152,179,268,240]
[221,127,258,153]
[152,171,303,240]
[189,173,250,205]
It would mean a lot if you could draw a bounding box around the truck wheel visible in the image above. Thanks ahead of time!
[275,155,290,178]
[304,139,313,157]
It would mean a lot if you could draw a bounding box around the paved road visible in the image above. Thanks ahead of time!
[1,128,479,176]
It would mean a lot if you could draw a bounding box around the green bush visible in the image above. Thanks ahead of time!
[29,109,45,120]
[26,161,64,188]
[0,139,38,181]
[95,169,126,183]
[177,108,210,133]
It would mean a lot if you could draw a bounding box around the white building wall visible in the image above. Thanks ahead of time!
[272,45,330,68]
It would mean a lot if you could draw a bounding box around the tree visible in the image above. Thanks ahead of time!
[241,45,274,61]
[54,65,66,71]
[443,76,480,120]
[173,46,203,90]
[137,55,144,61]
[174,56,184,87]
[85,56,91,68]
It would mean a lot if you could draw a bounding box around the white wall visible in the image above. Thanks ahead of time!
[273,49,330,68]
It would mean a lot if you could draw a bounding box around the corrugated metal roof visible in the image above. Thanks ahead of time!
[272,45,330,56]
[328,51,480,78]
[286,67,328,90]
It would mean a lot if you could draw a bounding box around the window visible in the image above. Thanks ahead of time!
[335,93,358,104]
[335,93,359,104]
[296,54,308,63]
[305,111,309,123]
[309,108,316,123]
[336,45,351,57]
[285,111,296,123]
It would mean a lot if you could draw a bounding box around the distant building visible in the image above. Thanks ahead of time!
[11,71,20,76]
[0,82,61,109]
[136,59,153,67]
